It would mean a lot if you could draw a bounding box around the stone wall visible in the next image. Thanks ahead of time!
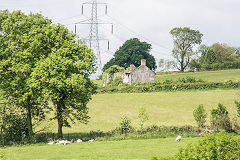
[130,65,155,84]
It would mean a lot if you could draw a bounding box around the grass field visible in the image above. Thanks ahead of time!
[93,69,240,87]
[38,89,240,133]
[0,137,200,160]
[2,70,240,160]
[156,69,240,82]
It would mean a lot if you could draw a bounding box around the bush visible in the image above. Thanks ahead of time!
[235,101,240,118]
[102,65,125,86]
[0,105,29,145]
[108,77,124,87]
[177,77,204,83]
[97,80,240,94]
[211,104,232,132]
[201,61,240,71]
[120,115,132,135]
[175,131,240,160]
[138,106,149,130]
[193,105,207,128]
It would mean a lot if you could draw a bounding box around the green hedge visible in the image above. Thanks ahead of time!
[97,80,240,93]
[201,61,240,71]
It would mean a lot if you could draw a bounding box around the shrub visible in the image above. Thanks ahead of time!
[108,77,124,87]
[120,115,132,135]
[138,106,149,130]
[201,61,240,71]
[102,65,125,86]
[97,80,240,94]
[211,104,232,132]
[193,104,207,128]
[175,131,240,160]
[177,77,204,83]
[1,113,28,144]
[235,101,240,118]
[0,105,28,145]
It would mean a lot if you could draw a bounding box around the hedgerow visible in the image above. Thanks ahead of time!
[97,80,240,94]
[201,61,240,71]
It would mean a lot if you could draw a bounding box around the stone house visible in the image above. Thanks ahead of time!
[114,59,155,85]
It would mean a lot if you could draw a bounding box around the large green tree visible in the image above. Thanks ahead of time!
[29,26,96,138]
[103,38,156,71]
[170,27,203,72]
[0,10,52,138]
[199,43,239,64]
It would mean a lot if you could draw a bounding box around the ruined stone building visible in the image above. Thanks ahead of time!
[114,59,155,85]
[103,59,155,86]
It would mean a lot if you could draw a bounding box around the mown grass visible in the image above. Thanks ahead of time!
[0,137,200,160]
[156,69,240,82]
[37,89,240,133]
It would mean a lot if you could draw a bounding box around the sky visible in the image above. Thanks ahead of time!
[1,0,240,75]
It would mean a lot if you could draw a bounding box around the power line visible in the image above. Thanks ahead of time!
[106,14,171,51]
[54,14,83,23]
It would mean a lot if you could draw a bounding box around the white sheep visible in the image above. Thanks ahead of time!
[56,140,65,145]
[64,140,72,145]
[76,139,83,143]
[89,139,94,142]
[176,135,182,141]
[48,141,55,145]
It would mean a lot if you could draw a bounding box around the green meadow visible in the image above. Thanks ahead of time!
[2,69,240,160]
[37,89,240,133]
[0,137,200,160]
[156,69,240,82]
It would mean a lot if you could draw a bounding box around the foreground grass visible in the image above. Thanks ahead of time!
[38,89,240,133]
[0,137,200,160]
[156,69,240,82]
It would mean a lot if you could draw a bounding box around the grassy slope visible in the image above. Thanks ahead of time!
[1,137,200,160]
[39,89,240,133]
[155,69,240,82]
[93,69,240,87]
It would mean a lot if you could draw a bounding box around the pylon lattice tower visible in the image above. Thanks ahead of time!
[89,0,101,75]
[75,0,112,76]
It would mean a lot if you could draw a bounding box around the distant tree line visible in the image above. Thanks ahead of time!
[159,27,240,72]
[190,43,240,71]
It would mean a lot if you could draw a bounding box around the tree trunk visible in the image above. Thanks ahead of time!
[1,104,6,146]
[180,56,184,72]
[26,96,33,138]
[57,102,64,139]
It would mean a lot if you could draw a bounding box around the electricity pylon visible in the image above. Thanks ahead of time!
[75,0,113,76]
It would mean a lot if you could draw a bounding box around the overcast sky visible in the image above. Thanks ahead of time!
[1,0,240,73]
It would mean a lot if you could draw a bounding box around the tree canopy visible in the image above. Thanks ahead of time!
[199,43,239,64]
[0,10,52,138]
[170,27,203,72]
[29,29,96,138]
[189,43,240,71]
[0,10,96,139]
[103,38,156,71]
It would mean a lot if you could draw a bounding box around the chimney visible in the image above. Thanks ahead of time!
[141,59,146,66]
[129,64,136,71]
